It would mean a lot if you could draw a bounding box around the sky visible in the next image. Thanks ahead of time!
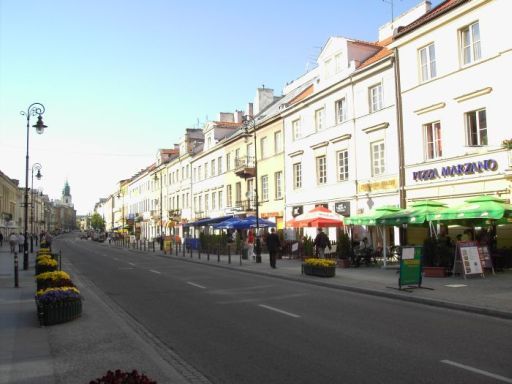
[0,0,442,215]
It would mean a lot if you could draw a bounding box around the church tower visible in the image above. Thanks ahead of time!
[62,180,73,207]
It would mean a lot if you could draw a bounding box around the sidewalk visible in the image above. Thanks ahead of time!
[151,246,512,319]
[0,243,200,384]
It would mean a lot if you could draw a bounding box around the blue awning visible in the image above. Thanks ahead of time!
[184,215,234,228]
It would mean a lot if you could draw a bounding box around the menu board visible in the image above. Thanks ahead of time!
[477,245,493,269]
[459,245,483,276]
[399,246,422,288]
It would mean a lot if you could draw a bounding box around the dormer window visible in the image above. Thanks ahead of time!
[324,58,333,78]
[335,53,343,73]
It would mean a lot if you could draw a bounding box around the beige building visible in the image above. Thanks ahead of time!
[0,170,21,237]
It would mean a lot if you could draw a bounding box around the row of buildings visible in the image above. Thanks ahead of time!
[0,171,77,238]
[93,0,512,247]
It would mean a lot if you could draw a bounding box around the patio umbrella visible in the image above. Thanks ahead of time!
[286,206,344,228]
[427,196,512,223]
[231,216,276,230]
[212,217,242,229]
[344,205,401,226]
[377,200,447,226]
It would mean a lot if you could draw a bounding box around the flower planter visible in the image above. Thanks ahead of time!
[35,265,57,276]
[36,299,82,326]
[423,266,448,277]
[302,264,336,277]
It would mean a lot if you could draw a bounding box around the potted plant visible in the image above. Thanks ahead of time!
[35,286,82,326]
[36,271,73,291]
[336,231,352,268]
[89,369,156,384]
[422,237,451,277]
[35,255,58,275]
[302,258,336,277]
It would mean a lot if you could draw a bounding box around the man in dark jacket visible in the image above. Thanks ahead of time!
[266,228,280,268]
[314,228,331,258]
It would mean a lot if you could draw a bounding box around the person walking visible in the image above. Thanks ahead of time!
[266,228,280,268]
[18,233,25,253]
[246,229,255,260]
[314,228,331,258]
[9,233,18,253]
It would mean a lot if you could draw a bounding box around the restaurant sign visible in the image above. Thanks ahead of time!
[334,201,351,217]
[413,159,498,182]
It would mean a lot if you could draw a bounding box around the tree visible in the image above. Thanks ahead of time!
[90,213,105,231]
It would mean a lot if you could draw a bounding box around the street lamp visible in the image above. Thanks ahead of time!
[30,163,42,253]
[153,172,163,250]
[242,115,262,263]
[21,103,47,270]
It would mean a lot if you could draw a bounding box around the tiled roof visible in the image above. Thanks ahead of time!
[395,0,469,37]
[212,121,243,127]
[358,47,393,69]
[288,84,314,106]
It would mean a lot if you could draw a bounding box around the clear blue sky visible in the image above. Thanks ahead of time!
[0,0,441,214]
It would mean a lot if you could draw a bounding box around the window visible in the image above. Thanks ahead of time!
[371,141,385,176]
[198,166,202,181]
[235,182,241,204]
[212,192,216,210]
[204,162,208,179]
[424,122,442,159]
[226,185,232,207]
[261,175,269,201]
[247,179,254,203]
[335,53,343,73]
[337,150,349,181]
[218,190,223,209]
[182,167,185,180]
[292,119,301,141]
[324,58,332,78]
[176,195,180,209]
[369,84,383,113]
[235,149,240,163]
[193,168,196,182]
[274,131,282,154]
[316,156,327,184]
[335,98,346,124]
[198,196,202,212]
[205,193,209,211]
[226,153,231,171]
[217,156,222,174]
[211,159,215,177]
[315,108,325,131]
[260,137,267,159]
[461,22,481,65]
[466,109,487,146]
[186,165,190,179]
[247,143,254,158]
[275,171,283,199]
[293,162,302,189]
[419,43,436,82]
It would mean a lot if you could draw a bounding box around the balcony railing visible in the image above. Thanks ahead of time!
[234,156,256,179]
[235,199,257,212]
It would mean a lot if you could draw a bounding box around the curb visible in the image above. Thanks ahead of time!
[154,252,512,321]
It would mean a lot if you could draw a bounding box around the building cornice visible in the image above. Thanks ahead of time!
[362,122,389,134]
[454,87,493,103]
[414,102,446,115]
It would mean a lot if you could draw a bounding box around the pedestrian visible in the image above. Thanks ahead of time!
[18,233,25,253]
[246,229,255,260]
[0,232,3,246]
[9,233,18,253]
[314,228,331,258]
[266,228,280,268]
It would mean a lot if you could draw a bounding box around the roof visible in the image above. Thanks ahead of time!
[288,84,314,106]
[395,0,469,38]
[212,121,243,128]
[358,47,393,69]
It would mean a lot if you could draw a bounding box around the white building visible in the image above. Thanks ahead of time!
[391,0,512,246]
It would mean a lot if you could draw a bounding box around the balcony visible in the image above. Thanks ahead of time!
[234,156,255,179]
[235,199,257,212]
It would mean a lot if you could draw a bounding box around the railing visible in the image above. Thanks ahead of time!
[234,156,255,169]
[234,199,256,211]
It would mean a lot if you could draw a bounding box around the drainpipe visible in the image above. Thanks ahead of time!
[393,47,407,245]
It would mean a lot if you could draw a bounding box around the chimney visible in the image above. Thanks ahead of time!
[218,112,235,122]
[234,110,244,123]
[246,102,254,118]
[254,86,274,115]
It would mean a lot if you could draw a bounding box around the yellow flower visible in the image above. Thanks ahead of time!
[304,258,336,267]
[36,271,70,281]
[36,258,58,267]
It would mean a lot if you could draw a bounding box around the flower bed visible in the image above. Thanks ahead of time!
[36,287,82,326]
[36,271,72,291]
[302,258,336,277]
[35,256,58,275]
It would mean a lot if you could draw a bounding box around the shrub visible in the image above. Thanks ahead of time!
[89,369,157,384]
[303,258,336,267]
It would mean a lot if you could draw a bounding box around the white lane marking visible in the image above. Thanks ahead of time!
[113,258,119,261]
[441,360,512,383]
[128,262,135,266]
[258,304,301,318]
[149,269,161,274]
[118,267,134,270]
[187,282,206,289]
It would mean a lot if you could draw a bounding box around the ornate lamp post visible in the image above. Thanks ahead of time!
[21,103,47,270]
[30,163,42,252]
[153,172,163,250]
[242,115,262,263]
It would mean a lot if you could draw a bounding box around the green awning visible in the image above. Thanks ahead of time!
[427,196,512,222]
[344,205,401,226]
[377,200,447,226]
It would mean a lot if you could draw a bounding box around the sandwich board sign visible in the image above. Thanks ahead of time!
[399,246,422,289]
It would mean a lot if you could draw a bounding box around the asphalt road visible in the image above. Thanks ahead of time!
[56,234,512,384]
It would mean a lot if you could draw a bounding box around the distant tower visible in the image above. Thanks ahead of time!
[62,180,73,206]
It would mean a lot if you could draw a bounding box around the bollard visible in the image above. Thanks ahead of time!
[153,241,155,252]
[198,248,201,260]
[217,247,220,263]
[14,252,19,288]
[182,242,186,257]
[207,248,210,262]
[175,242,178,256]
[189,246,192,258]
[228,246,231,264]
